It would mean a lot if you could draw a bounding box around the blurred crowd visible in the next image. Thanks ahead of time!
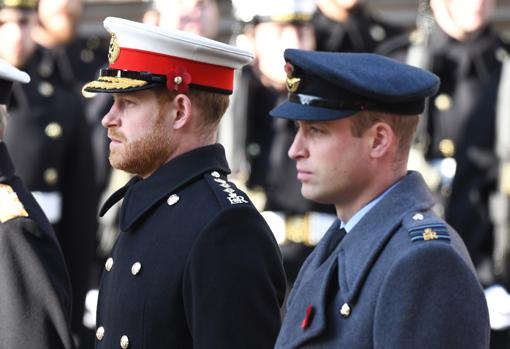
[1,0,510,347]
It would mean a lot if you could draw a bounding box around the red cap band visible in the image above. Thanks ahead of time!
[110,47,235,92]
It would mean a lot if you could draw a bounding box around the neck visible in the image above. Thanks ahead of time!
[317,0,357,22]
[141,133,215,179]
[335,169,405,223]
[32,27,69,49]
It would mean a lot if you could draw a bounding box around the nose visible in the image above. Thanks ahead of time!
[288,128,307,160]
[101,100,119,129]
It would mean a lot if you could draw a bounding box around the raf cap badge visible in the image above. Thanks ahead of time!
[285,62,301,93]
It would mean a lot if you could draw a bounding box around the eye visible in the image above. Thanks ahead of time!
[121,98,136,107]
[309,125,322,135]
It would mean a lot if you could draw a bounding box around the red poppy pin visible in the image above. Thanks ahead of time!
[166,67,192,93]
[284,62,294,77]
[300,305,314,330]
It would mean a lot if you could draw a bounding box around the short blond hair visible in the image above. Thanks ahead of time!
[154,87,230,134]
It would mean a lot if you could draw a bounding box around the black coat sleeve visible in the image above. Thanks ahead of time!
[183,205,286,349]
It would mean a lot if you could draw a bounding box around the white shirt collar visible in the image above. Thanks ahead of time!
[340,180,401,233]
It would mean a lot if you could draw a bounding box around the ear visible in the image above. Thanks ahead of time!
[368,122,394,159]
[170,94,192,131]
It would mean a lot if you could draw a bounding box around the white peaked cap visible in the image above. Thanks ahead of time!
[0,58,30,104]
[83,17,254,95]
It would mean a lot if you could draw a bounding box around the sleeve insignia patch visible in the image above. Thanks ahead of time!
[207,171,249,205]
[0,184,29,223]
[408,224,450,242]
[212,177,249,205]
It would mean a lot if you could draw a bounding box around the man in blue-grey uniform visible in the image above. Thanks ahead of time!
[270,49,490,348]
[82,17,286,349]
[0,60,74,348]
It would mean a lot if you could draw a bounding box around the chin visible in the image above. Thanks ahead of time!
[301,189,329,204]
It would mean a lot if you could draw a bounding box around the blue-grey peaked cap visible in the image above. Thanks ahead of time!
[270,49,440,121]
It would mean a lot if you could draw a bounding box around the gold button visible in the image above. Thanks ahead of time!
[38,81,54,97]
[438,138,455,157]
[340,303,351,317]
[95,326,105,341]
[105,257,114,272]
[131,262,142,276]
[434,94,452,111]
[369,24,386,42]
[409,30,425,45]
[496,48,508,62]
[167,194,180,206]
[44,168,58,186]
[211,171,220,178]
[120,335,129,349]
[45,122,63,139]
[80,48,95,63]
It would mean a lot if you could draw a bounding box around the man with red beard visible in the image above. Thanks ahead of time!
[82,17,286,349]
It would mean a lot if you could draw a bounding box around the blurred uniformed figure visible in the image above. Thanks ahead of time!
[0,1,97,346]
[231,0,337,290]
[82,17,285,348]
[32,0,108,90]
[312,0,403,53]
[0,57,74,348]
[271,48,489,349]
[377,0,508,214]
[377,1,510,346]
[143,0,220,39]
[452,49,510,348]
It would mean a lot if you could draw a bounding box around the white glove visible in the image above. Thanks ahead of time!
[485,284,510,330]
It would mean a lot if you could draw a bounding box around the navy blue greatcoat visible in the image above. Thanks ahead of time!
[95,144,286,349]
[0,142,74,349]
[275,171,490,349]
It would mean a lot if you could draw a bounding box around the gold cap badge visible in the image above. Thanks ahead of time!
[285,62,301,93]
[108,33,120,65]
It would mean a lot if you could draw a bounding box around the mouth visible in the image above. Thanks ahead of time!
[296,168,313,182]
[107,132,125,148]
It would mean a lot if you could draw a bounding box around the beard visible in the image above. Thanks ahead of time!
[108,115,175,177]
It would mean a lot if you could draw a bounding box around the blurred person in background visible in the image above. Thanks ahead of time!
[0,1,97,347]
[313,0,403,53]
[230,0,338,292]
[34,0,111,197]
[32,0,107,89]
[0,57,74,349]
[378,0,510,346]
[143,0,220,39]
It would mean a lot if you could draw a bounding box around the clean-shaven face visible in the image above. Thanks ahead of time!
[288,118,371,206]
[0,8,37,67]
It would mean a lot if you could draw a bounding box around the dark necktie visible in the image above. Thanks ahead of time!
[326,227,347,256]
[317,227,347,266]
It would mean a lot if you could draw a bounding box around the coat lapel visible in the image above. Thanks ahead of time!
[98,144,230,232]
[336,172,435,309]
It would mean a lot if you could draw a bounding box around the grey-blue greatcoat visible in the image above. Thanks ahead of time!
[275,171,490,349]
[95,144,286,349]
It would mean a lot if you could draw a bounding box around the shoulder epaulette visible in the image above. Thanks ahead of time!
[402,211,450,243]
[205,171,251,207]
[0,184,29,223]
